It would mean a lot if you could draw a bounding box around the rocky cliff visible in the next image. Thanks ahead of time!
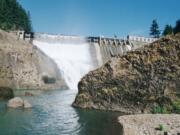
[73,34,180,114]
[0,29,67,91]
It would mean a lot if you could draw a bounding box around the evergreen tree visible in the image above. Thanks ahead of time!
[26,11,32,32]
[174,19,180,34]
[150,19,160,38]
[0,0,32,32]
[163,25,173,36]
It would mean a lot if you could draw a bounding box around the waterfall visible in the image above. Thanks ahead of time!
[33,34,97,90]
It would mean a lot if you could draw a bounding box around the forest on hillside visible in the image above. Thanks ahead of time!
[0,0,32,32]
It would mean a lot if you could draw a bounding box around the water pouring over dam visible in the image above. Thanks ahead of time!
[33,34,99,90]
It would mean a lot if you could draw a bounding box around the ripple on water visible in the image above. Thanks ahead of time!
[0,90,121,135]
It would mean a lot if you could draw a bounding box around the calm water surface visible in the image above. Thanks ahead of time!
[0,89,121,135]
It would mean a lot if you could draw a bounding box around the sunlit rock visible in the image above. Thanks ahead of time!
[7,97,32,108]
[7,97,24,108]
[23,100,32,108]
[73,34,180,113]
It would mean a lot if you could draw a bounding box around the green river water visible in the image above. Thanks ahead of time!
[0,89,122,135]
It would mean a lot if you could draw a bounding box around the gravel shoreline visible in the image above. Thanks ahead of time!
[118,114,180,135]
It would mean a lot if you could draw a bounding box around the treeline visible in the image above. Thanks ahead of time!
[0,0,32,32]
[150,19,180,38]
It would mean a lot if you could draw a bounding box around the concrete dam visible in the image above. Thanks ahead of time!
[33,33,156,89]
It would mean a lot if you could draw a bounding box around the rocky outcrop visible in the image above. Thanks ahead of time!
[23,99,32,108]
[0,87,14,100]
[118,114,180,135]
[73,34,180,114]
[7,97,32,108]
[7,97,23,108]
[0,29,67,90]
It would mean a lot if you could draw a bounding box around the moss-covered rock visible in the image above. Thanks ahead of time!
[73,34,180,114]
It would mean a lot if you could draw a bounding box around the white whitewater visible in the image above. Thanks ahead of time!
[33,37,96,90]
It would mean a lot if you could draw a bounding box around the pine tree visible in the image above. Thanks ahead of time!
[0,0,32,32]
[26,11,32,32]
[163,25,173,36]
[174,19,180,34]
[150,19,160,38]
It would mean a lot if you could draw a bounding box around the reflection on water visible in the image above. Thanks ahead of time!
[0,89,121,135]
[76,109,121,135]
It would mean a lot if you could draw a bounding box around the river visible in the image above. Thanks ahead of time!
[0,89,121,135]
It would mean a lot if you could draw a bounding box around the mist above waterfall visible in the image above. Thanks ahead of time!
[33,35,96,90]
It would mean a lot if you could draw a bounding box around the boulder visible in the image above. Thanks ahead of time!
[23,100,32,108]
[73,34,180,114]
[0,87,14,100]
[7,97,32,108]
[25,92,34,96]
[7,97,23,108]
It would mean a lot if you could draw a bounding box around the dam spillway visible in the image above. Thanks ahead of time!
[33,34,97,90]
[33,33,153,89]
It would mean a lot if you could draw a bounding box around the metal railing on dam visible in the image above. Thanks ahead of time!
[87,36,127,45]
[34,33,156,47]
[33,33,158,66]
[86,36,157,46]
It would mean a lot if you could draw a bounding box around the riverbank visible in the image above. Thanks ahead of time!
[118,114,180,135]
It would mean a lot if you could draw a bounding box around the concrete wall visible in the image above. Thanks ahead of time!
[89,36,158,65]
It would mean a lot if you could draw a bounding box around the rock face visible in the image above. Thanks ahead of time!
[0,29,67,90]
[0,87,14,100]
[7,97,32,108]
[73,34,180,113]
[118,114,180,135]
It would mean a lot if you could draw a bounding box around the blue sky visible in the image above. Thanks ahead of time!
[18,0,180,37]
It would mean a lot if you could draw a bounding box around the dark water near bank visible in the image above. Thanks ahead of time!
[0,89,121,135]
